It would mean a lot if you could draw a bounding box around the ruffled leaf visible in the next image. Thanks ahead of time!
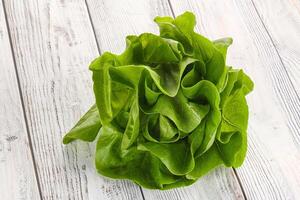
[63,104,101,144]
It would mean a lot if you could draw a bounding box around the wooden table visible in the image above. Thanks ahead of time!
[1,0,299,199]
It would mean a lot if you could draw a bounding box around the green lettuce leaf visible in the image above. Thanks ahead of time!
[63,11,253,190]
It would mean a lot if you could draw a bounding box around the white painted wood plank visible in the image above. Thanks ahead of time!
[168,0,300,199]
[250,0,300,147]
[251,0,300,94]
[142,169,243,200]
[232,1,300,198]
[86,0,170,53]
[3,0,143,199]
[85,0,245,199]
[0,1,40,200]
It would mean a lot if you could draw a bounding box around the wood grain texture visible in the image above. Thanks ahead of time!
[85,0,245,199]
[3,0,143,199]
[168,0,300,199]
[251,0,300,95]
[0,1,40,199]
[249,0,300,145]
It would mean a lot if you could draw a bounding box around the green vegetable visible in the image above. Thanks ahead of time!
[63,11,253,190]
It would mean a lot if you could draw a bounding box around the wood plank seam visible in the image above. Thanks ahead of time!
[1,0,43,199]
[83,0,101,56]
[167,0,176,17]
[82,0,148,199]
[165,1,248,199]
[233,168,248,200]
[139,186,146,200]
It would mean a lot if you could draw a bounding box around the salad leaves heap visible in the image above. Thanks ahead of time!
[63,12,253,190]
